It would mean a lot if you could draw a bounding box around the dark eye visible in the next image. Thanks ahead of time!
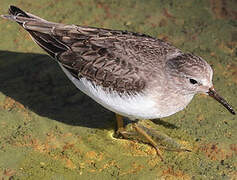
[189,78,198,84]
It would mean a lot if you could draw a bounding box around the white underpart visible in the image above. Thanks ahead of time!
[59,63,159,119]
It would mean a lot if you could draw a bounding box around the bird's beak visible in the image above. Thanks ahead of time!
[207,87,235,115]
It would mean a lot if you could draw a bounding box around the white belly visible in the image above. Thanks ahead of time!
[59,63,160,119]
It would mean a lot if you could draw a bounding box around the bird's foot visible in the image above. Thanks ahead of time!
[132,121,191,153]
[120,121,191,160]
[115,114,190,160]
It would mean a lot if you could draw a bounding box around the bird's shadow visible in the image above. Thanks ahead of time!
[0,50,177,130]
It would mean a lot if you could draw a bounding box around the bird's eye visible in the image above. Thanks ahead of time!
[189,78,198,84]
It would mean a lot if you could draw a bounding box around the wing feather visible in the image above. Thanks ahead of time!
[2,5,179,94]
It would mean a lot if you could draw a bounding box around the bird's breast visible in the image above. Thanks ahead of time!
[150,90,194,118]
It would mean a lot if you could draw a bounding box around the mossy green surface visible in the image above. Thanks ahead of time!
[0,0,236,179]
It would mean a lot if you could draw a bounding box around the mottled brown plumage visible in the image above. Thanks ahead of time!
[4,6,184,95]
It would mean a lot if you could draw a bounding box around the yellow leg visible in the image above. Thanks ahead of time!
[115,114,163,160]
[115,114,129,138]
[133,123,163,161]
[116,114,124,130]
[114,115,189,160]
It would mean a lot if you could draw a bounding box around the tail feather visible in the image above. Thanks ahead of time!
[1,5,68,58]
[2,5,51,24]
[30,31,68,57]
[8,5,30,18]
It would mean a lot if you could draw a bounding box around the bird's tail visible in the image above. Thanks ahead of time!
[1,5,54,26]
[1,5,68,58]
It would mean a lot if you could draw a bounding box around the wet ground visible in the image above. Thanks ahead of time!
[0,0,236,179]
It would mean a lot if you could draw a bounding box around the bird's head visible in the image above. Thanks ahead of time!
[165,53,235,115]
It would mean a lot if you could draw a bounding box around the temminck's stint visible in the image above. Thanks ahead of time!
[2,5,235,160]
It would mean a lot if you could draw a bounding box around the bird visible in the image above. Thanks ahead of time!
[1,5,235,160]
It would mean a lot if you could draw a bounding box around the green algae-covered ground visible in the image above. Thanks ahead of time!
[0,0,237,179]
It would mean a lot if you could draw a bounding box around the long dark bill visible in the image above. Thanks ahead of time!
[208,87,235,115]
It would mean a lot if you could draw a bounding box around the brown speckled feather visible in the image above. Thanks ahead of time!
[3,6,181,94]
[3,6,235,117]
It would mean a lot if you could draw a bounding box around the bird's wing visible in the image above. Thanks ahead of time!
[2,6,178,94]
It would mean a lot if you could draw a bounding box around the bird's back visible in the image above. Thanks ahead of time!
[2,6,182,95]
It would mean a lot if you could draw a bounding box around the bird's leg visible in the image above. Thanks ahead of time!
[115,114,128,138]
[132,123,163,160]
[115,114,163,159]
[132,121,191,153]
[115,114,133,139]
[115,114,141,139]
[115,114,190,160]
[116,114,124,131]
